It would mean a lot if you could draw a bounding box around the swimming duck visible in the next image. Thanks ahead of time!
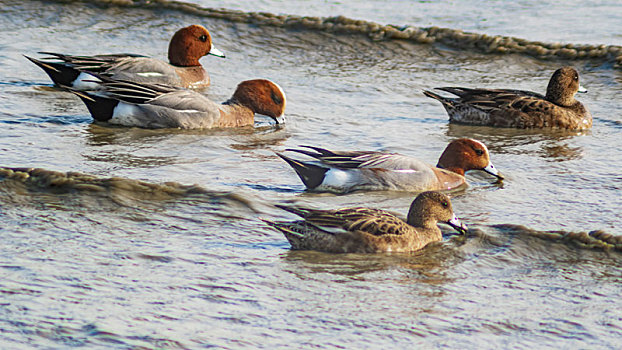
[277,138,502,193]
[25,24,225,90]
[263,191,468,253]
[423,66,591,130]
[69,77,286,129]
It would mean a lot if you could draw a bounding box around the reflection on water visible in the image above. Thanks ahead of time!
[444,123,586,161]
[228,124,289,151]
[281,235,471,287]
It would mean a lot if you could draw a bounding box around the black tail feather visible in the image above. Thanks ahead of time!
[24,55,81,86]
[261,219,305,248]
[276,153,328,190]
[67,90,118,122]
[298,145,335,156]
[260,218,286,231]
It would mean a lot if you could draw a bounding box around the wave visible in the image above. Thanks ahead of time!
[51,0,622,68]
[488,224,622,253]
[0,166,261,215]
[1,166,619,253]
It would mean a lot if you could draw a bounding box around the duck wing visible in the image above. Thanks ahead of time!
[38,52,147,72]
[436,87,548,112]
[277,205,411,236]
[95,78,182,104]
[287,146,429,170]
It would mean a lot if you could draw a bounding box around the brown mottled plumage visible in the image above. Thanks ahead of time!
[423,67,591,130]
[263,191,468,253]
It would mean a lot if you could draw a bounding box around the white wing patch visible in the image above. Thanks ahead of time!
[72,72,101,90]
[110,102,141,126]
[136,72,165,77]
[173,109,203,114]
[110,103,203,127]
[320,169,354,188]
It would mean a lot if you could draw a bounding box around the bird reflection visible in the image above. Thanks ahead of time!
[280,236,466,283]
[444,123,585,161]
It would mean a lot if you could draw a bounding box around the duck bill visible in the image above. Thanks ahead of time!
[447,214,468,235]
[577,85,588,93]
[483,162,504,180]
[208,45,226,58]
[273,113,285,125]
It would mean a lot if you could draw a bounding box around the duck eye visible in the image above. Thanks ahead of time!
[441,201,448,208]
[474,149,484,156]
[271,91,283,105]
[199,35,207,42]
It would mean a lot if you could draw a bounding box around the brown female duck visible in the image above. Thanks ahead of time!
[264,191,468,253]
[424,66,591,130]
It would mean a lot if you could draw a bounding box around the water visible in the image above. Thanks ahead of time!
[1,0,621,348]
[187,0,622,45]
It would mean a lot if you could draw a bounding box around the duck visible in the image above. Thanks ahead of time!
[25,24,225,90]
[263,191,468,253]
[68,76,286,129]
[423,66,591,130]
[276,138,502,193]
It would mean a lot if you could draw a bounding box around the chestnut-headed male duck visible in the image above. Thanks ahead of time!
[277,138,502,193]
[70,77,286,129]
[263,191,468,253]
[25,25,225,90]
[423,67,591,130]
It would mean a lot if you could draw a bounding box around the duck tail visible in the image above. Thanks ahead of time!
[260,219,305,248]
[276,152,328,190]
[423,89,453,105]
[66,89,117,122]
[273,204,314,218]
[24,55,80,87]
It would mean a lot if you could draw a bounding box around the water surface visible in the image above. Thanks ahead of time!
[0,0,621,348]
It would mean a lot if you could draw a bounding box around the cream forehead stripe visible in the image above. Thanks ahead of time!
[471,139,488,152]
[255,79,286,103]
[273,81,286,104]
[270,80,286,118]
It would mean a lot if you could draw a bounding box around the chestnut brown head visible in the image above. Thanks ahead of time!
[168,25,225,67]
[230,79,286,122]
[437,138,502,179]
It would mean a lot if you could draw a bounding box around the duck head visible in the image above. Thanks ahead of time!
[168,24,225,67]
[406,191,468,235]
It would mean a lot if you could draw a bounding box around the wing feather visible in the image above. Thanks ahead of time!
[287,146,426,170]
[287,206,411,236]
